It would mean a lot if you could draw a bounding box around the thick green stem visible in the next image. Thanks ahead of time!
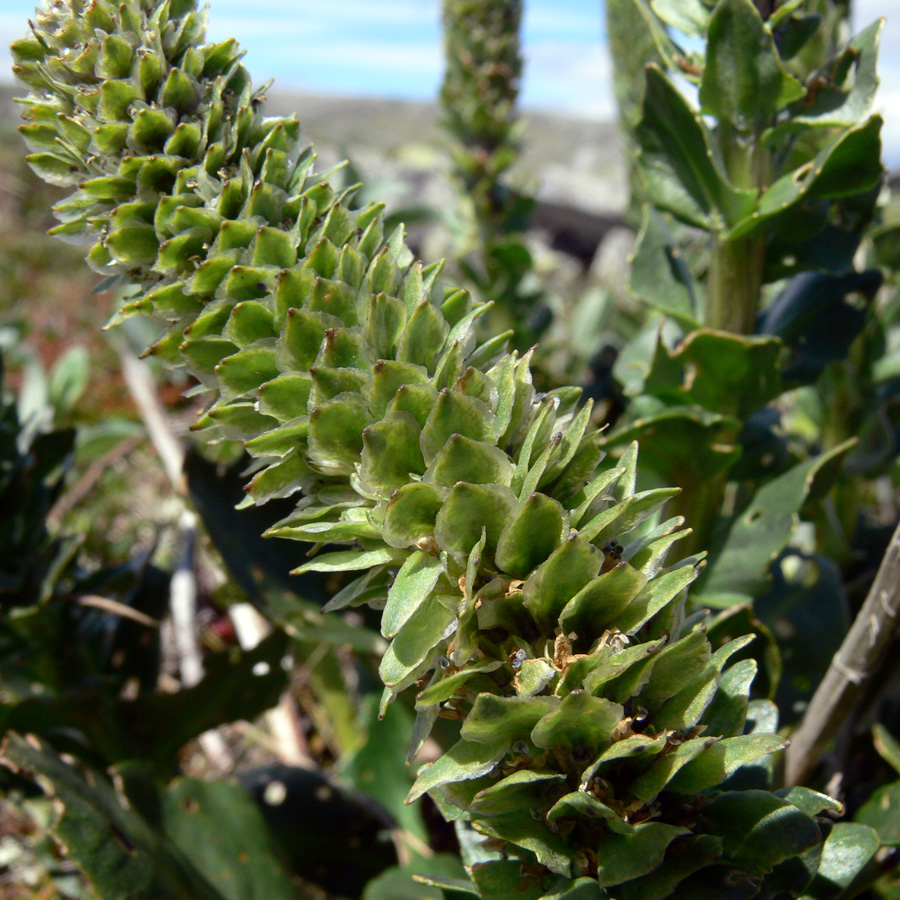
[706,232,765,334]
[818,359,867,562]
[671,468,729,561]
[706,132,770,334]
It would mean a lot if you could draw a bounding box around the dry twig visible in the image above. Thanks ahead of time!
[786,518,900,785]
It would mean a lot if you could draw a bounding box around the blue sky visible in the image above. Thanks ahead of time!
[0,0,897,155]
[0,0,614,116]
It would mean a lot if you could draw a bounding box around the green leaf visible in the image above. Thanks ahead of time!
[412,872,478,897]
[667,734,788,794]
[215,343,279,399]
[466,695,562,754]
[416,660,505,707]
[640,629,711,706]
[579,487,681,546]
[469,860,572,900]
[275,306,324,372]
[424,434,515,489]
[433,482,517,561]
[595,823,690,887]
[523,536,602,628]
[362,360,430,418]
[730,117,883,240]
[251,226,297,268]
[627,518,691,578]
[654,635,754,731]
[471,811,576,876]
[106,223,160,266]
[559,559,648,636]
[774,786,843,818]
[704,791,822,876]
[269,506,381,543]
[495,492,567,578]
[766,20,883,138]
[179,337,238,378]
[407,738,510,804]
[129,106,176,150]
[243,418,309,458]
[614,562,699,634]
[641,329,783,420]
[617,835,724,900]
[161,779,297,900]
[390,300,444,370]
[650,0,709,36]
[26,151,81,186]
[701,658,757,738]
[257,374,312,421]
[382,481,446,549]
[531,692,623,755]
[581,733,668,789]
[359,411,426,495]
[470,770,566,816]
[775,9,822,60]
[161,66,200,114]
[874,724,900,777]
[629,737,715,802]
[699,0,805,129]
[420,389,493,464]
[382,550,444,639]
[224,301,277,346]
[378,593,456,688]
[48,345,90,414]
[636,65,755,230]
[293,547,403,575]
[697,441,854,605]
[855,780,900,846]
[339,693,428,844]
[366,855,470,900]
[307,393,373,473]
[630,206,702,328]
[799,823,879,899]
[546,791,633,834]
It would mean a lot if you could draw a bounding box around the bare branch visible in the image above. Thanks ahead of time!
[118,346,184,490]
[786,518,900,785]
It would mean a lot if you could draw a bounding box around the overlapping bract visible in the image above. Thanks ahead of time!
[13,1,836,893]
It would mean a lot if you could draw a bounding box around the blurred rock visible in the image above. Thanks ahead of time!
[591,225,636,297]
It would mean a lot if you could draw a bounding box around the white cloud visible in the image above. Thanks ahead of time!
[523,43,615,119]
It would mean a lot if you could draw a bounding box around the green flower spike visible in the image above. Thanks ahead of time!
[13,1,840,895]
